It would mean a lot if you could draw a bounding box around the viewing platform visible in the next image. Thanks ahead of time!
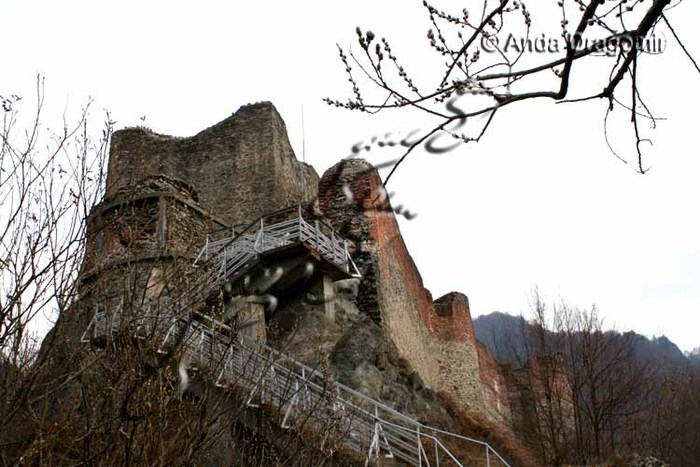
[197,206,361,286]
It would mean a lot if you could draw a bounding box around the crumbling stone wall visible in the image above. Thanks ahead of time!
[41,105,541,465]
[424,293,485,413]
[106,102,319,227]
[477,342,512,427]
[318,160,437,385]
[318,159,488,413]
[82,176,217,279]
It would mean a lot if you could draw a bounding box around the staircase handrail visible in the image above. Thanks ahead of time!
[148,307,511,466]
[197,206,358,278]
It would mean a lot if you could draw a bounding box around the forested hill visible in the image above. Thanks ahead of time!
[473,311,689,368]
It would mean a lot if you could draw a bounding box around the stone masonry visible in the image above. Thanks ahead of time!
[31,101,558,467]
[318,159,488,413]
[106,102,318,227]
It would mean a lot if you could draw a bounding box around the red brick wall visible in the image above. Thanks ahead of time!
[422,292,475,342]
[477,342,512,427]
[319,159,490,412]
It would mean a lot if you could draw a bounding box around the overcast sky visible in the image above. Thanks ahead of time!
[3,0,699,351]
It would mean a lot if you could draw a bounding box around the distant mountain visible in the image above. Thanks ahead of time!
[686,347,700,369]
[472,311,528,363]
[474,311,690,369]
[626,333,688,368]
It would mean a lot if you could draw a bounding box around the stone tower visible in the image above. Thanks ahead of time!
[78,102,323,345]
[106,101,319,227]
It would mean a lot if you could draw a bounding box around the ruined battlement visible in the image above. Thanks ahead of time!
[35,101,544,467]
[426,292,476,342]
[107,102,318,227]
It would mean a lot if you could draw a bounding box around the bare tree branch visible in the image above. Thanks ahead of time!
[328,0,697,182]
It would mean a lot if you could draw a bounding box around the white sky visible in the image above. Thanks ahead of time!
[3,0,699,351]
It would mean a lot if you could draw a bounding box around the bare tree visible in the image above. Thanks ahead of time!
[0,76,110,358]
[555,301,656,464]
[503,289,665,465]
[497,288,575,464]
[327,0,698,181]
[521,289,573,465]
[0,76,111,464]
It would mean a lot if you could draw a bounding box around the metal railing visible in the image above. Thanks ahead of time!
[82,305,511,467]
[196,206,361,284]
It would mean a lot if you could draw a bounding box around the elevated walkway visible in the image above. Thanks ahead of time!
[197,206,361,286]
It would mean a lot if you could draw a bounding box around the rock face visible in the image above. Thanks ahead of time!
[268,293,451,425]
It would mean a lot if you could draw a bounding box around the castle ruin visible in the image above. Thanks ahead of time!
[71,101,545,465]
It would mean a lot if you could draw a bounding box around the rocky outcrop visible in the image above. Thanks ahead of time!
[266,291,453,428]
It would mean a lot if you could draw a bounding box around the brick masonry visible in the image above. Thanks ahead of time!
[106,102,318,227]
[318,159,489,413]
[476,341,513,427]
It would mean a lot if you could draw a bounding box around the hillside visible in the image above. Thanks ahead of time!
[474,311,690,368]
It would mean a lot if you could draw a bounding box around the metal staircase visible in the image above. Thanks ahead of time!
[83,307,511,467]
[81,206,511,467]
